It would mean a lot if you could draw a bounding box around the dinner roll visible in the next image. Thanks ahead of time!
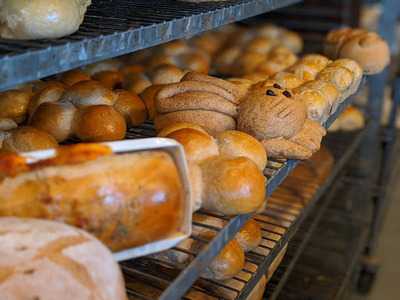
[0,217,127,300]
[151,65,186,85]
[59,70,91,86]
[114,90,147,126]
[216,130,267,171]
[74,105,126,142]
[0,89,33,123]
[140,84,165,120]
[235,219,262,252]
[61,80,116,107]
[28,84,66,117]
[93,70,124,90]
[1,127,58,153]
[165,128,219,164]
[30,102,77,142]
[0,0,91,39]
[157,122,208,137]
[200,156,266,215]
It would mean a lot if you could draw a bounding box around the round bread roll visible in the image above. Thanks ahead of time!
[235,219,262,252]
[160,40,190,56]
[93,70,124,90]
[202,238,245,281]
[166,128,219,164]
[61,80,116,107]
[0,89,33,123]
[300,54,331,71]
[200,156,266,215]
[188,163,203,212]
[281,30,303,53]
[0,0,91,39]
[157,122,208,137]
[316,66,353,96]
[123,73,152,95]
[324,27,353,58]
[1,127,58,153]
[28,84,66,117]
[214,46,242,75]
[216,130,267,171]
[238,86,306,140]
[151,65,186,85]
[30,102,77,142]
[272,71,304,89]
[176,52,210,74]
[294,88,330,123]
[155,110,236,136]
[339,106,365,131]
[233,51,268,76]
[74,105,126,142]
[329,58,363,94]
[0,118,18,131]
[339,32,390,74]
[246,37,276,55]
[83,59,122,76]
[113,90,147,126]
[0,217,127,300]
[60,70,91,86]
[287,63,319,82]
[295,80,340,109]
[140,84,165,120]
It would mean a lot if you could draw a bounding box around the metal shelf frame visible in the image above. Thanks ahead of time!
[0,0,301,91]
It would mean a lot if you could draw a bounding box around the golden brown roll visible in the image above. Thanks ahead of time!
[216,130,267,171]
[201,238,245,281]
[0,217,127,300]
[93,70,124,90]
[294,88,330,123]
[281,30,303,53]
[83,59,122,76]
[123,72,152,95]
[61,80,117,107]
[155,110,236,136]
[246,37,277,54]
[74,105,127,142]
[30,102,77,142]
[300,54,332,71]
[316,66,353,98]
[140,84,165,120]
[200,155,266,215]
[272,71,305,89]
[113,90,147,126]
[337,106,365,131]
[1,126,58,153]
[28,84,66,117]
[328,58,363,94]
[0,145,186,252]
[238,86,306,140]
[59,69,91,86]
[0,89,33,123]
[295,80,340,109]
[235,219,262,252]
[151,65,186,85]
[324,27,354,58]
[232,51,268,76]
[177,52,210,74]
[165,128,219,164]
[157,122,209,137]
[214,46,242,76]
[338,32,390,74]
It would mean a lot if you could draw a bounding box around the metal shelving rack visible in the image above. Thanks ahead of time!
[0,0,300,91]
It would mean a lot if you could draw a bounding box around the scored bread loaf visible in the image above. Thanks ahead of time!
[0,217,127,300]
[0,144,186,251]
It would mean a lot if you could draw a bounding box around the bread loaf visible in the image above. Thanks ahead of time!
[0,0,91,39]
[0,144,186,251]
[200,156,266,215]
[0,217,127,300]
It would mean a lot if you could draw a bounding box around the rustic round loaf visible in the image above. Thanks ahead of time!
[0,217,127,300]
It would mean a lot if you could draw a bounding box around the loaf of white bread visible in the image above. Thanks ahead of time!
[0,217,127,300]
[0,0,92,39]
[0,143,187,252]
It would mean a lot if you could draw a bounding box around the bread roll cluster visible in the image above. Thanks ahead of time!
[0,217,127,300]
[213,24,302,77]
[324,27,390,74]
[159,122,267,214]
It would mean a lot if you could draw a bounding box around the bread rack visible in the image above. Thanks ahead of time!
[1,0,398,299]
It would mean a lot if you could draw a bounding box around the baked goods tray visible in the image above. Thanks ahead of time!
[121,92,367,299]
[0,0,301,91]
[21,138,193,262]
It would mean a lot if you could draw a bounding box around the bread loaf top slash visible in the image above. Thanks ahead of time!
[0,144,186,252]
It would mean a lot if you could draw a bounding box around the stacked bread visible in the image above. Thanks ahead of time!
[0,143,187,252]
[0,217,128,300]
[155,72,242,136]
[213,24,301,77]
[158,122,267,215]
[324,27,390,74]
